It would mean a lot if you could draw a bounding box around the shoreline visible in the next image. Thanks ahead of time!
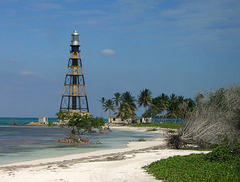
[0,126,206,182]
[0,126,164,167]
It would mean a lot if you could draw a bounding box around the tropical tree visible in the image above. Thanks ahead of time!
[138,89,152,111]
[166,94,183,118]
[103,99,115,123]
[117,92,137,120]
[113,92,121,107]
[56,111,105,143]
[143,93,170,118]
[99,97,105,117]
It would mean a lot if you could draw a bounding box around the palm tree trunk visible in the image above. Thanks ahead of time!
[109,110,111,123]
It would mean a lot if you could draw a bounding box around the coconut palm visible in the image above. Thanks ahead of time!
[167,94,179,118]
[159,93,170,109]
[103,99,115,123]
[119,92,137,119]
[137,89,152,109]
[143,93,169,117]
[99,97,106,117]
[112,92,121,107]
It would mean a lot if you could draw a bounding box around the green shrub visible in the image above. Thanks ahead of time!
[47,121,56,127]
[69,134,78,143]
[130,122,181,129]
[206,137,240,161]
[144,154,240,182]
[145,136,240,182]
[138,138,146,142]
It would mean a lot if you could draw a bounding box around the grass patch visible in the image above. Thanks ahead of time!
[130,122,181,129]
[144,153,240,182]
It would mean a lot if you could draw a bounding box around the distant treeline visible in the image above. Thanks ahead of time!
[100,89,195,120]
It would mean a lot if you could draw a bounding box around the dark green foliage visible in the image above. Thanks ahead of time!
[130,122,181,129]
[137,88,152,108]
[138,138,146,142]
[112,92,121,107]
[143,93,195,119]
[56,111,105,135]
[144,140,240,182]
[116,91,137,120]
[144,154,240,182]
[47,121,56,127]
[103,99,115,113]
[102,90,195,120]
[205,137,240,161]
[68,134,78,143]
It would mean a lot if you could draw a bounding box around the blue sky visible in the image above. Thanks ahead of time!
[0,0,239,117]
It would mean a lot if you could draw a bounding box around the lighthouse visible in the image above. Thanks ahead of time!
[59,30,89,114]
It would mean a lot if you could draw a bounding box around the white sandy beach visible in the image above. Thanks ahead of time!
[0,126,206,182]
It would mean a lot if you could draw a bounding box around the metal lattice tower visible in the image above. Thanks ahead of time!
[60,30,89,114]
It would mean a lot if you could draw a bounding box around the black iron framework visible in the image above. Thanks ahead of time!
[60,31,89,113]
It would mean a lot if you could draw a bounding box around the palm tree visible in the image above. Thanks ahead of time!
[118,92,137,119]
[112,92,121,107]
[167,94,179,118]
[103,99,115,123]
[159,93,170,109]
[144,93,169,118]
[137,89,152,111]
[99,97,106,117]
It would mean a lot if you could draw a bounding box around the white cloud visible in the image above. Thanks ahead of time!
[101,49,116,56]
[19,70,45,78]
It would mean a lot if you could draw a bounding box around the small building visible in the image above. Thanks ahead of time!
[133,117,152,124]
[108,116,132,125]
[38,117,48,124]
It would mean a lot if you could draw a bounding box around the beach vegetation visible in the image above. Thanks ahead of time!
[137,88,152,110]
[143,93,195,119]
[102,90,195,123]
[56,112,105,143]
[68,133,78,143]
[103,91,137,121]
[47,121,56,127]
[103,99,115,123]
[99,97,106,117]
[144,138,240,182]
[138,138,146,142]
[130,122,181,129]
[179,86,240,147]
[112,92,121,107]
[118,91,137,119]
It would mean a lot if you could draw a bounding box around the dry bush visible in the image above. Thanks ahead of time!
[167,132,184,149]
[180,86,240,146]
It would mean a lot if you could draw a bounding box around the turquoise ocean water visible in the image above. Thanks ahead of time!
[0,117,58,126]
[0,118,160,165]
